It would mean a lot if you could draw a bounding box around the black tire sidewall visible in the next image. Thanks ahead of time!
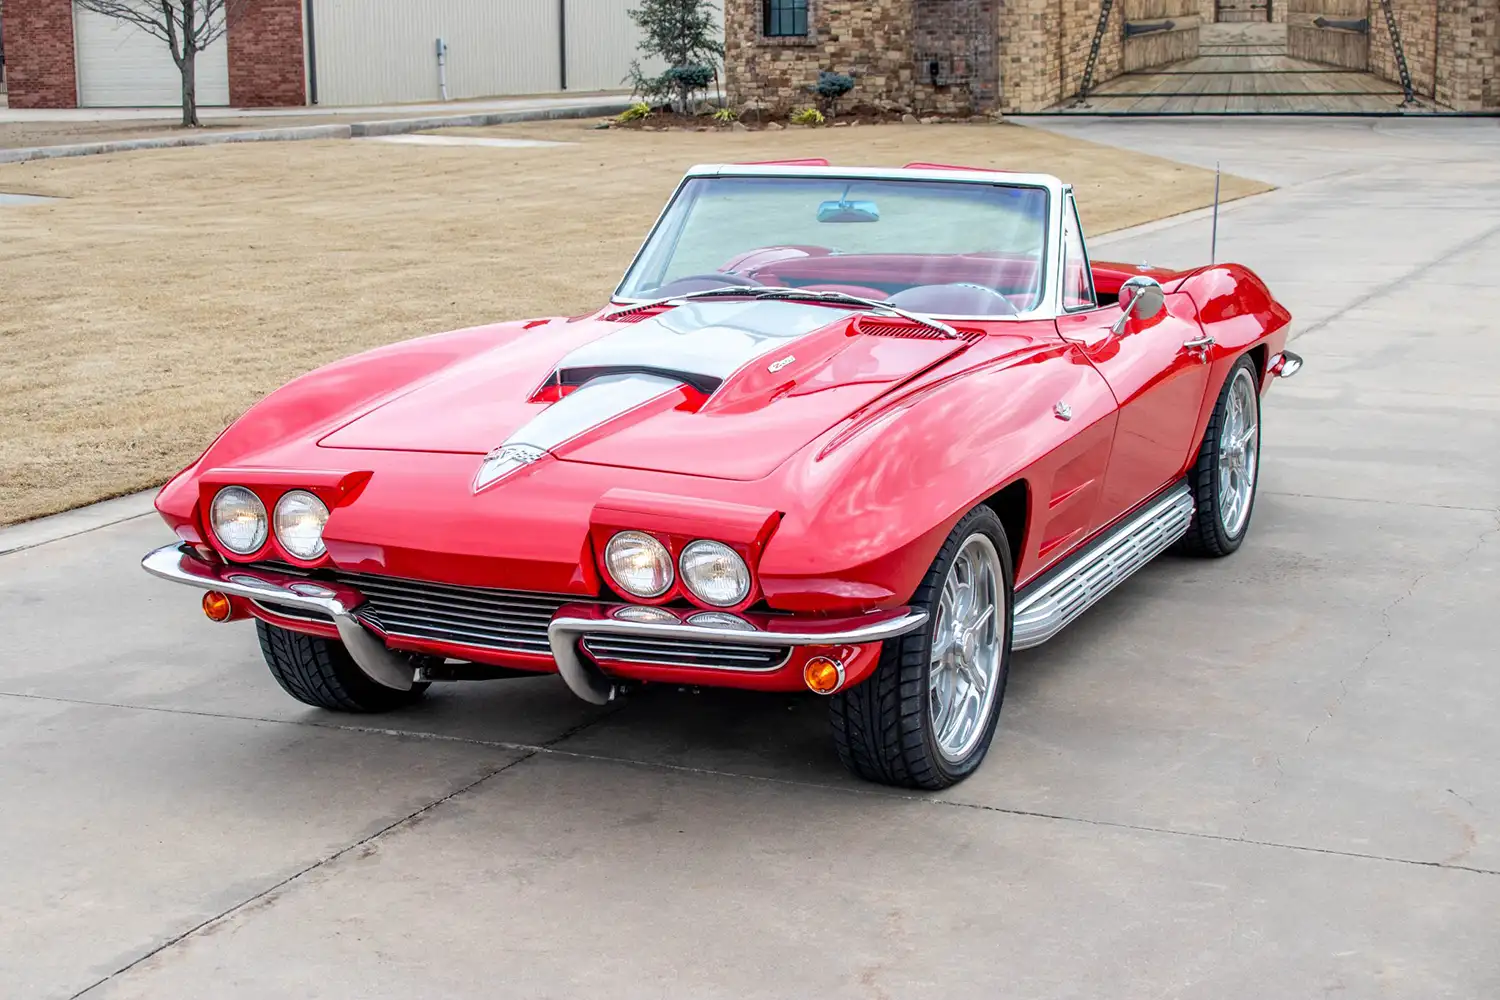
[1207,357,1262,551]
[913,509,1015,783]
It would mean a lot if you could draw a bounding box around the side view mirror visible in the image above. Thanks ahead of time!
[1112,275,1166,334]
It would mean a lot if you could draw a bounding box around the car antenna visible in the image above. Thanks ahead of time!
[1210,162,1221,265]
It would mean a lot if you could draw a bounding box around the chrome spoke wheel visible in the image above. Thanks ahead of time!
[927,534,1006,762]
[1216,366,1260,539]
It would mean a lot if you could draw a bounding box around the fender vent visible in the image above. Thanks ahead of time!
[853,316,984,343]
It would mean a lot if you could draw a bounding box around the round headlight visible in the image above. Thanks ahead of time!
[604,530,674,598]
[210,486,268,556]
[273,490,329,560]
[679,540,751,607]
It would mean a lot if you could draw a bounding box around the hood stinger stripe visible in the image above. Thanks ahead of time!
[473,373,683,493]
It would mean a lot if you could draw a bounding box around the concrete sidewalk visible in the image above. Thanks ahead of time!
[0,93,635,163]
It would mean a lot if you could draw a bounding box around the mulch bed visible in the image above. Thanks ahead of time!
[604,103,1002,132]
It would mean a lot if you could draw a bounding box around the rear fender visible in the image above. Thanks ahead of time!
[1176,264,1292,454]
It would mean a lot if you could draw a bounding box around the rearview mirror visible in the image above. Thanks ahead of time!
[1112,275,1165,334]
[817,199,880,223]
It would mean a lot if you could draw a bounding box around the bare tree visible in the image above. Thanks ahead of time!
[72,1,251,127]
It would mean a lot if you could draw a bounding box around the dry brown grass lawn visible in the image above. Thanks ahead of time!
[0,121,1270,525]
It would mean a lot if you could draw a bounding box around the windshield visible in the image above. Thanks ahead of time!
[616,176,1051,317]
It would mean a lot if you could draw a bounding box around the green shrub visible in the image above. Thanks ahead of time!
[616,102,653,122]
[816,71,855,116]
[712,107,738,124]
[790,107,825,126]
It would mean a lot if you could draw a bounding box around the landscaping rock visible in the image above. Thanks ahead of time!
[901,113,919,123]
[767,122,786,130]
[731,121,750,132]
[919,116,939,124]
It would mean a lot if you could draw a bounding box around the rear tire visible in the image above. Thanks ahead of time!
[1178,356,1261,558]
[829,506,1014,790]
[256,621,429,713]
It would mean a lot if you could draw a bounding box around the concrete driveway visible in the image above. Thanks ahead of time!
[3,118,1498,999]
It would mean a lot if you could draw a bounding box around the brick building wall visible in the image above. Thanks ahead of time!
[1,0,76,109]
[1369,0,1499,110]
[227,0,306,107]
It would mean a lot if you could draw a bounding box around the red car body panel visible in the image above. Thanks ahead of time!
[152,165,1292,699]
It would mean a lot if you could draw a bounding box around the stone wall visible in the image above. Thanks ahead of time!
[0,0,76,109]
[1369,0,1499,110]
[724,0,917,114]
[723,0,1140,115]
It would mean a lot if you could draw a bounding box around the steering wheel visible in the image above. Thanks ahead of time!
[651,272,764,297]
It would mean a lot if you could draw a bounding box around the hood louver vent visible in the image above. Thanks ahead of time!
[854,316,984,343]
[605,304,674,324]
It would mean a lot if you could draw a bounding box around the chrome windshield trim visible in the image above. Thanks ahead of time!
[610,165,1065,322]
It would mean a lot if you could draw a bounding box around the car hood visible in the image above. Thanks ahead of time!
[318,299,973,481]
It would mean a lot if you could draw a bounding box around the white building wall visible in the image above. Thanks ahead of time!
[309,0,723,106]
[311,0,559,106]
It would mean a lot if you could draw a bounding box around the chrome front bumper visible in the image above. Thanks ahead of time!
[142,544,928,703]
[547,603,928,704]
[142,544,421,692]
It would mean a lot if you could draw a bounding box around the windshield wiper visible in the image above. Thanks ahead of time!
[745,288,960,340]
[601,285,764,320]
[605,284,960,340]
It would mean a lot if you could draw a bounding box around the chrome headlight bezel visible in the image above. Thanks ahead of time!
[273,490,330,561]
[209,485,269,556]
[604,530,675,599]
[678,539,752,608]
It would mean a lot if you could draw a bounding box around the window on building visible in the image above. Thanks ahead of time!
[763,0,809,37]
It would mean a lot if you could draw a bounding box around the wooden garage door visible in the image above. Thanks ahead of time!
[73,3,230,107]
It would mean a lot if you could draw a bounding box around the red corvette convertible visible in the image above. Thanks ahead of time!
[143,160,1300,789]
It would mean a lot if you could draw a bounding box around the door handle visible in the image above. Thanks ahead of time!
[1183,334,1215,354]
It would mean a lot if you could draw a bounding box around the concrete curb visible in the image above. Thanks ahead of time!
[0,490,159,556]
[0,99,631,165]
[349,100,633,137]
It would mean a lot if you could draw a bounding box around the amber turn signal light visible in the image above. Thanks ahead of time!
[202,591,233,622]
[803,656,845,696]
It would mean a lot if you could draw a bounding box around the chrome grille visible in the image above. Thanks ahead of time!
[582,635,791,672]
[251,562,569,655]
[249,563,792,669]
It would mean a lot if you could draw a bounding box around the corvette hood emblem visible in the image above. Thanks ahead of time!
[473,444,546,492]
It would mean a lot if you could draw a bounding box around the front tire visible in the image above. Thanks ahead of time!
[256,621,429,713]
[829,506,1014,790]
[1178,356,1262,557]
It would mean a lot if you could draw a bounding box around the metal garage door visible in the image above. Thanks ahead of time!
[73,3,230,108]
[310,0,560,106]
